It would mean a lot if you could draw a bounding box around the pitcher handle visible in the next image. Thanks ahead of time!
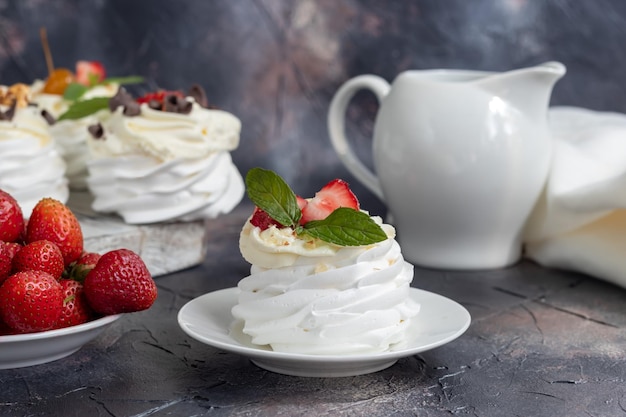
[327,75,390,201]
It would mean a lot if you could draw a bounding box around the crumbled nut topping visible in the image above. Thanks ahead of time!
[0,83,31,109]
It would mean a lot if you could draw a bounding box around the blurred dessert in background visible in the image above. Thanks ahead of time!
[84,85,244,224]
[30,60,142,190]
[0,83,68,216]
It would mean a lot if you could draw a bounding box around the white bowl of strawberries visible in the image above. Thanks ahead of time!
[0,190,157,369]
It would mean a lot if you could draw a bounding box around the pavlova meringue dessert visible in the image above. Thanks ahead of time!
[30,61,138,190]
[0,83,68,215]
[232,168,419,355]
[84,85,244,224]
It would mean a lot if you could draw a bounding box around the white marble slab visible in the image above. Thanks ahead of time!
[68,192,208,277]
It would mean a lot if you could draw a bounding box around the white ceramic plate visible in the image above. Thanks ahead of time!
[0,314,122,369]
[178,287,471,377]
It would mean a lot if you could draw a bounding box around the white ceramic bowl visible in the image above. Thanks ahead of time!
[0,314,121,369]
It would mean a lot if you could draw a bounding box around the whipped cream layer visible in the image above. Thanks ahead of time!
[86,102,244,224]
[31,81,118,189]
[0,105,68,216]
[233,218,420,355]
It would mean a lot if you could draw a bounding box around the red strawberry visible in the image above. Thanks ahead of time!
[0,318,14,336]
[0,189,25,243]
[136,90,184,105]
[75,60,106,86]
[0,244,12,285]
[0,242,21,284]
[26,198,83,267]
[84,249,157,315]
[300,179,360,225]
[0,270,63,333]
[12,240,65,279]
[2,241,21,259]
[249,206,282,230]
[249,196,309,230]
[57,279,92,328]
[67,251,101,282]
[296,195,308,211]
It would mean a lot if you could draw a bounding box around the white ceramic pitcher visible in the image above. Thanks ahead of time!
[328,62,566,270]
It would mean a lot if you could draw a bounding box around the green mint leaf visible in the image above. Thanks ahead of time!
[99,76,144,86]
[245,167,301,227]
[57,97,110,121]
[303,207,387,246]
[88,73,99,87]
[63,82,88,101]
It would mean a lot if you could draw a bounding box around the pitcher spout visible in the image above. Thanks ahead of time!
[481,61,566,120]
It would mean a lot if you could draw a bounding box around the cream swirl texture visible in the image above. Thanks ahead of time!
[233,216,420,354]
[0,105,68,216]
[86,101,244,224]
[31,81,119,189]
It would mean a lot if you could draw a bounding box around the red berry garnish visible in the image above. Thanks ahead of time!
[249,207,283,230]
[75,60,106,86]
[300,179,359,225]
[136,90,184,105]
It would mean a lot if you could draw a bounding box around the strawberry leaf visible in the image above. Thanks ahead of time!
[57,97,110,121]
[63,77,144,102]
[99,76,144,86]
[245,168,301,227]
[88,72,100,87]
[63,82,89,101]
[303,207,387,246]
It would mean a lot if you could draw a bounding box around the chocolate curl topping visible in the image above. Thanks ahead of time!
[88,123,105,139]
[109,87,137,114]
[2,103,16,121]
[178,99,192,114]
[188,84,208,108]
[41,109,56,125]
[163,94,180,113]
[123,101,141,116]
[163,94,192,114]
[148,99,161,110]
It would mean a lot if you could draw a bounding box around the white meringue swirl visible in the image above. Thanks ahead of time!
[233,216,420,355]
[0,105,68,216]
[31,80,119,190]
[86,101,244,224]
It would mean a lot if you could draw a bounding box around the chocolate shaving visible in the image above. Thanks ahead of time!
[2,103,16,121]
[127,84,217,116]
[148,99,161,110]
[162,94,192,114]
[109,87,138,115]
[163,94,180,113]
[88,123,105,139]
[188,84,208,108]
[123,102,141,116]
[41,109,56,125]
[178,99,192,114]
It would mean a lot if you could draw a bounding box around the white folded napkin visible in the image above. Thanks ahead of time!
[524,106,626,289]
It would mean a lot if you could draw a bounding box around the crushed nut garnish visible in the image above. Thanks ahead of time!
[0,83,31,109]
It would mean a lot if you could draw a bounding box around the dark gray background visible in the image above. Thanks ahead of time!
[1,0,624,216]
[2,3,626,415]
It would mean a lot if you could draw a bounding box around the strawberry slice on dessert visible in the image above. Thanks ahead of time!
[300,179,359,225]
[251,196,308,230]
[249,206,282,230]
[136,90,184,104]
[75,60,106,86]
